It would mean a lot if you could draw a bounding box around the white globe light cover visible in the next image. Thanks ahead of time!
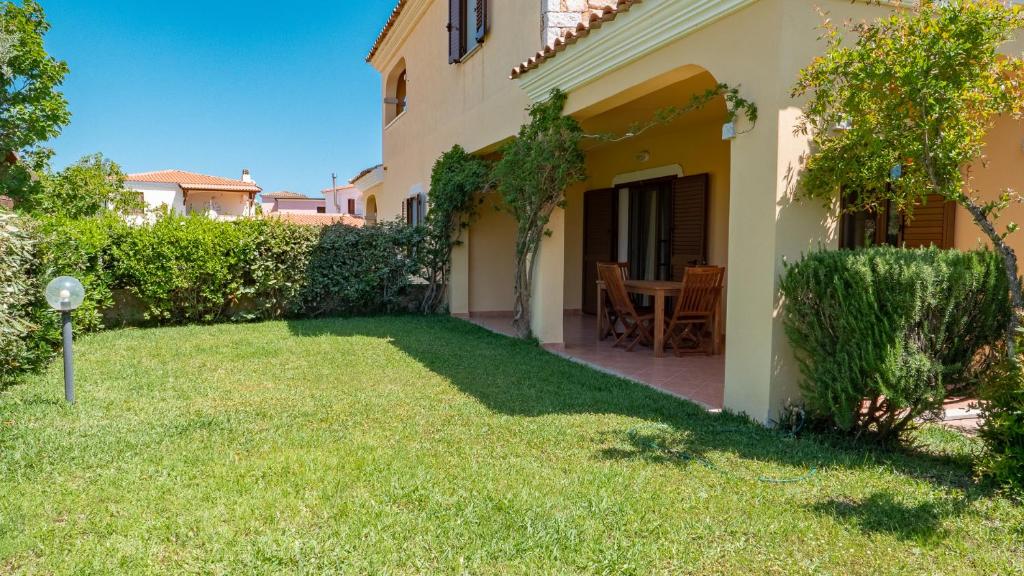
[45,276,85,311]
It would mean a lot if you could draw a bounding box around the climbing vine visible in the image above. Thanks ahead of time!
[492,90,586,338]
[491,83,757,339]
[420,145,490,313]
[583,83,758,143]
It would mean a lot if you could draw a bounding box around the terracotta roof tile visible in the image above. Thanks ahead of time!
[264,213,366,227]
[366,1,408,62]
[349,164,383,184]
[126,169,261,193]
[321,184,357,195]
[510,0,641,79]
[262,191,316,200]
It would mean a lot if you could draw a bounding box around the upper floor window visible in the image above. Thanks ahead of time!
[384,60,407,125]
[404,193,425,226]
[448,0,488,63]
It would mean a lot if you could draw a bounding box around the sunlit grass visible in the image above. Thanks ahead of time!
[1,316,1021,574]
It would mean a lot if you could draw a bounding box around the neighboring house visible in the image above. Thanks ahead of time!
[365,0,1024,422]
[261,191,327,214]
[322,182,364,218]
[125,169,261,220]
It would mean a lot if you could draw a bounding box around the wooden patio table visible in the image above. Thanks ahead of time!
[597,279,722,357]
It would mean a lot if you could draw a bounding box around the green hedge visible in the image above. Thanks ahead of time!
[0,209,51,386]
[30,214,425,330]
[780,246,1009,442]
[978,347,1024,495]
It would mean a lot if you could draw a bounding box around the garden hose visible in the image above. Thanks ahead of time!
[625,423,818,484]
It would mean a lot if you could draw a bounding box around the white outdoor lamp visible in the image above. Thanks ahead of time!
[44,276,85,404]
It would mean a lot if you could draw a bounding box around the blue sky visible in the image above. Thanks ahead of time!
[42,0,396,196]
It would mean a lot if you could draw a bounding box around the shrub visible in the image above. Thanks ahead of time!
[977,343,1024,496]
[35,213,128,332]
[780,246,1009,442]
[111,215,250,324]
[299,220,425,317]
[0,209,51,385]
[233,218,318,319]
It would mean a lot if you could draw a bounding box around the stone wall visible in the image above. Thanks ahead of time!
[542,0,618,46]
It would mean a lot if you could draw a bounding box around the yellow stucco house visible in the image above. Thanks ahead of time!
[363,0,1024,423]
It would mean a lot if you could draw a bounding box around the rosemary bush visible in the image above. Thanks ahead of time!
[780,246,1008,442]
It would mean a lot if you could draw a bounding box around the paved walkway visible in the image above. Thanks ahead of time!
[464,313,725,410]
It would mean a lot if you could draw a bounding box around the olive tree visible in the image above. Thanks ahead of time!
[793,0,1024,354]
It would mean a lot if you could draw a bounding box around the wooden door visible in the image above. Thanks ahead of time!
[583,188,618,315]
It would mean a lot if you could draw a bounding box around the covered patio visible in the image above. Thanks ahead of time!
[466,313,725,410]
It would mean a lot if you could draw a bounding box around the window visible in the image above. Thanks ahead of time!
[347,198,356,214]
[394,70,407,116]
[316,206,326,214]
[403,193,425,225]
[839,193,956,250]
[839,198,900,249]
[448,0,488,63]
[385,60,407,125]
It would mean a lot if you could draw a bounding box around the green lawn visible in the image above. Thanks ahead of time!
[1,317,1021,575]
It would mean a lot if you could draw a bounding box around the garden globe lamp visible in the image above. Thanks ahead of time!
[44,276,85,404]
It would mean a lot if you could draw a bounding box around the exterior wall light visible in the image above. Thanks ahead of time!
[44,276,85,404]
[721,121,736,140]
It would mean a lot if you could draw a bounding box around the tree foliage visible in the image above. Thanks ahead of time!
[420,145,490,313]
[28,153,143,218]
[493,89,586,337]
[792,0,1024,353]
[0,0,70,202]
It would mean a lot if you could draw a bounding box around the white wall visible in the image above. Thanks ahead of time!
[273,198,327,213]
[324,188,364,216]
[126,181,184,216]
[184,191,253,219]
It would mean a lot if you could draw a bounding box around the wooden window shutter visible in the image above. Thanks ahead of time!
[475,0,488,44]
[902,194,956,249]
[416,193,425,224]
[448,0,463,63]
[347,198,356,214]
[670,174,709,280]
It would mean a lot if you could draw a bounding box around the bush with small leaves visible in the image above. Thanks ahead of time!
[780,246,1009,442]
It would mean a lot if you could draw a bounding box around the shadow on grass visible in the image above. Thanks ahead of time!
[810,492,969,542]
[287,315,989,539]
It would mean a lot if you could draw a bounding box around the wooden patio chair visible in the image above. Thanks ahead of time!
[598,261,629,339]
[598,263,654,351]
[665,266,724,355]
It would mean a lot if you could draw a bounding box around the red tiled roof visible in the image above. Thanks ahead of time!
[126,170,261,193]
[349,164,383,184]
[321,182,358,193]
[264,213,365,227]
[366,1,408,62]
[262,191,318,200]
[510,0,641,79]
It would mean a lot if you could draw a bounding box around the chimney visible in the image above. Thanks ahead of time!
[241,168,253,183]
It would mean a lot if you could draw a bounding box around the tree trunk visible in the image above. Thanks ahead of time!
[512,247,532,338]
[960,196,1023,357]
